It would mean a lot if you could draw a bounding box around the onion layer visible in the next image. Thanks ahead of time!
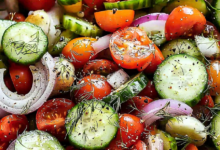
[148,134,163,150]
[92,34,112,54]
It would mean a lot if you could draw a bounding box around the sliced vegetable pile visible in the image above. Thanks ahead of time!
[1,0,220,150]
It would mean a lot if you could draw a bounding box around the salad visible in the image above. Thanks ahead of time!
[0,0,220,149]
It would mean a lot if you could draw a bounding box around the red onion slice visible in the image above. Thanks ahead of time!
[142,99,193,127]
[92,34,112,54]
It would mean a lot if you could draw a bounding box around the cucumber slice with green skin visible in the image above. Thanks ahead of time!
[0,20,16,52]
[212,0,220,29]
[2,22,48,65]
[162,0,208,15]
[165,116,207,146]
[15,130,65,150]
[49,30,78,56]
[103,72,148,110]
[211,111,220,149]
[161,39,205,63]
[65,100,119,150]
[104,0,151,10]
[58,0,81,5]
[154,54,208,107]
[156,130,177,150]
[63,15,103,38]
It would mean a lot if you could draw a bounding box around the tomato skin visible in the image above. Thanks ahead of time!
[36,98,74,142]
[119,114,145,148]
[18,0,55,11]
[105,131,123,150]
[110,27,154,69]
[0,141,9,150]
[203,21,220,41]
[74,74,112,103]
[95,10,135,32]
[198,94,214,108]
[185,144,198,150]
[105,0,120,2]
[4,75,15,92]
[121,96,153,117]
[9,62,33,95]
[192,105,212,123]
[62,37,97,69]
[165,6,206,40]
[130,140,146,150]
[83,59,120,76]
[138,80,158,99]
[5,13,25,22]
[0,115,29,142]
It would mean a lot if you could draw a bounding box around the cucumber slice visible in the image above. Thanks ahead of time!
[211,111,220,149]
[49,30,78,56]
[58,0,81,5]
[212,0,220,29]
[165,116,207,146]
[161,39,205,63]
[2,22,48,65]
[65,100,119,150]
[154,54,208,106]
[104,0,151,10]
[103,72,148,110]
[15,130,65,150]
[162,0,208,15]
[0,20,16,52]
[156,130,177,150]
[63,15,103,37]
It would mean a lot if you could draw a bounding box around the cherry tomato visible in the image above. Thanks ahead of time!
[74,74,112,103]
[0,141,9,150]
[144,47,164,74]
[130,140,146,150]
[66,146,78,150]
[18,0,55,11]
[5,13,25,22]
[192,105,212,123]
[138,80,158,99]
[4,75,15,92]
[83,0,105,10]
[165,6,206,40]
[203,21,220,41]
[9,62,33,95]
[105,0,120,2]
[0,115,29,142]
[95,10,134,32]
[207,60,220,96]
[185,144,198,150]
[36,98,74,142]
[110,27,154,70]
[121,96,153,117]
[105,131,123,150]
[83,59,120,76]
[119,114,145,148]
[62,37,97,69]
[198,94,214,108]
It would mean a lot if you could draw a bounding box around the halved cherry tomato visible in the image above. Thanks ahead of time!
[138,80,158,99]
[165,6,206,40]
[0,141,9,150]
[95,10,134,32]
[4,75,15,92]
[36,98,74,142]
[5,13,25,22]
[82,59,120,76]
[144,47,164,74]
[119,114,145,148]
[74,74,112,103]
[121,96,153,117]
[110,27,154,70]
[198,94,214,108]
[62,37,97,69]
[130,140,146,150]
[105,131,123,150]
[0,115,29,142]
[9,62,33,95]
[185,144,198,150]
[18,0,55,11]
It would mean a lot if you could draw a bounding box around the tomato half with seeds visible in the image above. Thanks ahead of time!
[165,6,206,40]
[119,114,145,148]
[198,94,214,108]
[74,74,112,103]
[95,10,134,32]
[0,115,29,142]
[62,37,97,69]
[83,59,120,76]
[36,98,74,142]
[110,27,154,70]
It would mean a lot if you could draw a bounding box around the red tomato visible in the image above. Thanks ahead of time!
[130,140,146,150]
[0,115,29,142]
[95,10,135,32]
[105,131,123,150]
[203,21,220,41]
[18,0,55,11]
[110,27,154,70]
[144,47,164,74]
[36,98,74,142]
[192,105,212,123]
[198,94,214,108]
[9,62,33,95]
[82,59,120,76]
[74,75,112,103]
[185,144,198,150]
[83,0,105,10]
[121,96,153,117]
[138,80,158,99]
[105,0,120,2]
[165,6,206,40]
[5,13,25,22]
[0,141,9,150]
[4,75,15,92]
[119,114,145,148]
[66,146,78,150]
